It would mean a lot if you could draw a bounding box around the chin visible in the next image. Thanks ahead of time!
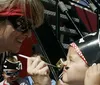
[62,78,68,83]
[10,48,20,53]
[62,74,71,84]
[62,76,68,83]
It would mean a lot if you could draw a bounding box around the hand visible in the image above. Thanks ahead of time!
[84,63,100,85]
[27,56,51,85]
[57,79,69,85]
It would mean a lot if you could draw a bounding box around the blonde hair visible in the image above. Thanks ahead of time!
[0,0,44,27]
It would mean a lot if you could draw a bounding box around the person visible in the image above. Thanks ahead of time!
[56,31,100,85]
[84,63,100,85]
[0,0,44,82]
[0,0,44,53]
[27,31,100,85]
[1,54,31,85]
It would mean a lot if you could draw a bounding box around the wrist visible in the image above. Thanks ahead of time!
[32,76,51,85]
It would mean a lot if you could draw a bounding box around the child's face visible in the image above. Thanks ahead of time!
[2,69,19,84]
[62,46,88,85]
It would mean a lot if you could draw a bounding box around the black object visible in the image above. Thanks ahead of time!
[75,31,100,65]
[3,58,22,70]
[35,21,66,65]
[0,53,7,82]
[3,70,20,77]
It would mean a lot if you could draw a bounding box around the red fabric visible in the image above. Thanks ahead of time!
[73,5,97,32]
[18,37,33,77]
[3,81,7,85]
[0,4,31,17]
[18,33,37,77]
[0,5,23,16]
[70,42,87,64]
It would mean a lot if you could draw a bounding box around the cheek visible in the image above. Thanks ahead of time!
[6,31,18,41]
[62,63,88,83]
[5,32,20,47]
[8,31,23,43]
[63,67,79,82]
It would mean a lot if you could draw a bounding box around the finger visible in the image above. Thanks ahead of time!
[86,63,96,77]
[97,64,100,72]
[27,57,36,67]
[91,63,97,72]
[85,67,89,77]
[27,67,40,76]
[92,63,96,66]
[36,61,47,70]
[38,66,49,75]
[31,56,41,69]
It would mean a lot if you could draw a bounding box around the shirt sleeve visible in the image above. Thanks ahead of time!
[79,0,89,7]
[51,79,56,85]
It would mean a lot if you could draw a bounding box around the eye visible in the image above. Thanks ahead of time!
[69,56,74,62]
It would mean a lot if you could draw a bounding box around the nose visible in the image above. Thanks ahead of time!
[62,61,70,70]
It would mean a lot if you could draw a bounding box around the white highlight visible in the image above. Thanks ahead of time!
[18,54,29,59]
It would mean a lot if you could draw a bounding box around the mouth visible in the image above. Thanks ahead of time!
[16,38,24,44]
